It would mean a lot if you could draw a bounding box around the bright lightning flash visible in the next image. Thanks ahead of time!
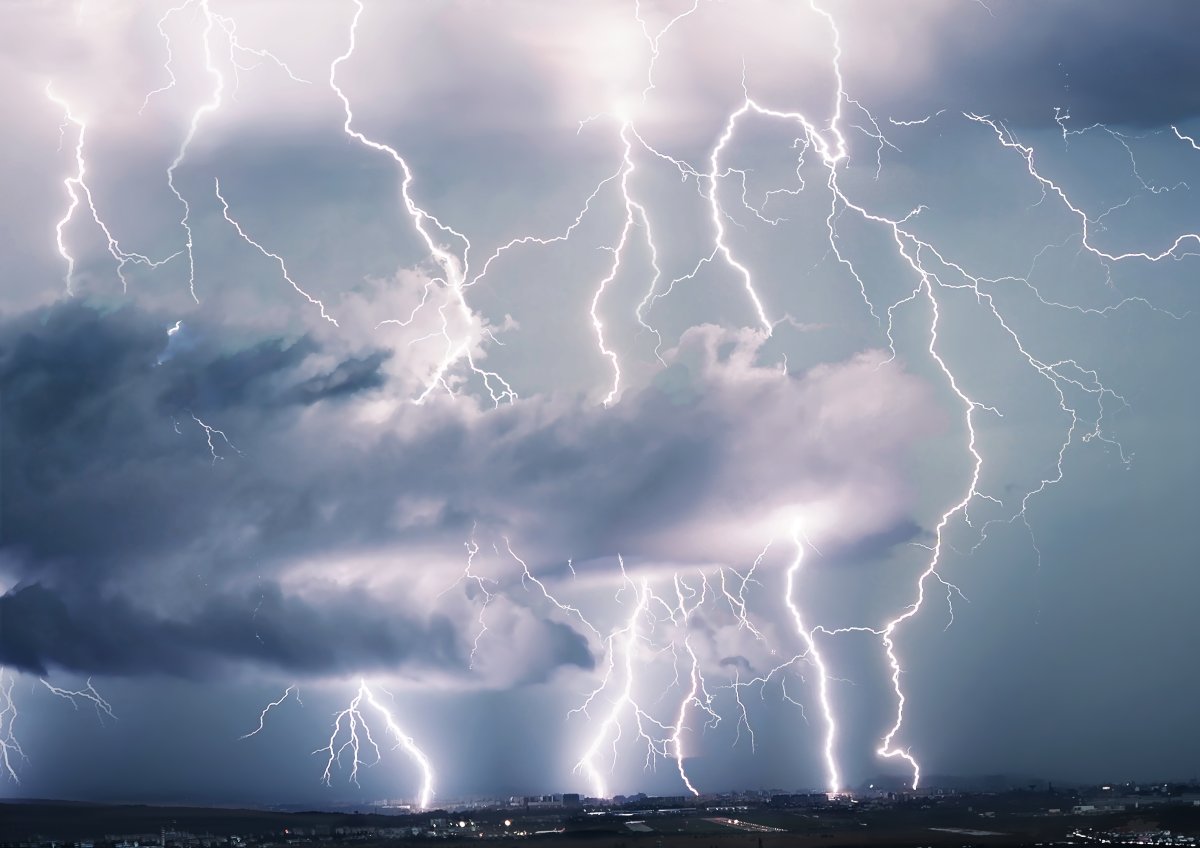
[315,679,435,810]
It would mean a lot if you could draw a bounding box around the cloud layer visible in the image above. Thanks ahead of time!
[0,301,936,685]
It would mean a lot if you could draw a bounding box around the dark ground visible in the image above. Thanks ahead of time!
[4,798,1200,847]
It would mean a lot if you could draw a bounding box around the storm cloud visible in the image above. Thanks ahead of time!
[0,299,936,684]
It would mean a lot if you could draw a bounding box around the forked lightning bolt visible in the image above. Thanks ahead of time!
[53,0,311,304]
[46,85,180,294]
[0,670,116,782]
[0,670,25,783]
[315,679,434,809]
[39,678,117,722]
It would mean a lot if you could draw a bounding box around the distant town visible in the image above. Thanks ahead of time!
[5,781,1200,848]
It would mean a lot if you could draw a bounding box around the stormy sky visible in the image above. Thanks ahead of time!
[1,0,1198,806]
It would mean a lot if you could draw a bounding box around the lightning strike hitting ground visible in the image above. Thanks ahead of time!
[782,530,840,794]
[495,539,787,799]
[315,679,434,809]
[571,575,655,801]
[538,0,1178,793]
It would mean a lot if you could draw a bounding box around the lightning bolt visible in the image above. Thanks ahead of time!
[315,679,434,809]
[717,543,770,644]
[590,121,639,406]
[438,532,498,670]
[0,670,26,783]
[507,539,603,644]
[0,671,116,782]
[969,113,1200,262]
[45,85,180,294]
[139,0,192,114]
[40,678,117,723]
[821,108,1174,787]
[214,179,339,325]
[503,541,761,799]
[330,1,516,407]
[571,573,656,800]
[161,0,223,304]
[669,635,721,796]
[50,1,312,303]
[782,529,839,794]
[1173,126,1200,151]
[189,413,240,464]
[499,542,724,798]
[211,8,311,95]
[241,685,302,739]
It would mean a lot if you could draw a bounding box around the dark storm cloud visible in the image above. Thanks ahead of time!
[0,300,930,682]
[159,335,389,411]
[0,301,570,680]
[0,301,390,567]
[0,577,594,682]
[0,581,464,678]
[853,1,1200,128]
[3,301,927,572]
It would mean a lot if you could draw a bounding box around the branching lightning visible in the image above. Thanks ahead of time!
[51,0,311,303]
[45,85,180,294]
[446,0,1184,796]
[0,670,116,782]
[40,678,117,723]
[330,1,517,407]
[569,571,667,801]
[315,679,434,809]
[0,671,26,783]
[438,532,499,669]
[190,412,240,464]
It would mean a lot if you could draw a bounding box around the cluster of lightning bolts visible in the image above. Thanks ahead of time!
[433,534,761,801]
[26,0,1194,806]
[433,529,848,801]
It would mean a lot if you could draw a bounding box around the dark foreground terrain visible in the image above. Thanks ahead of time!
[4,795,1200,848]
